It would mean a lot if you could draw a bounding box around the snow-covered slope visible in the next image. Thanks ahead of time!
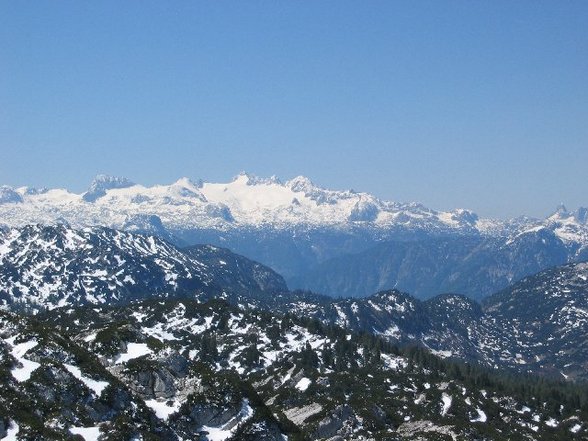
[0,224,211,311]
[481,261,588,381]
[0,224,287,312]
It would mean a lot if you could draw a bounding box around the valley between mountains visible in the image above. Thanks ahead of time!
[1,175,588,440]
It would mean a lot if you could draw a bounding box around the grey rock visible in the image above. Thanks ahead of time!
[314,405,358,439]
[0,186,23,204]
[83,175,134,202]
[189,404,240,428]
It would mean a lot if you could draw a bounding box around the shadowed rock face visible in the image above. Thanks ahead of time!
[182,244,288,294]
[83,174,135,202]
[290,228,572,301]
[0,186,23,204]
[314,405,358,439]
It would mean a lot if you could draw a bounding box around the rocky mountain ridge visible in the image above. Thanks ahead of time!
[0,224,286,312]
[280,261,588,382]
[2,224,588,385]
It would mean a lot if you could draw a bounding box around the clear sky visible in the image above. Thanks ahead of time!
[1,1,587,219]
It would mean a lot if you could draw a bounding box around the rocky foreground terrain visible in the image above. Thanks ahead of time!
[2,298,587,440]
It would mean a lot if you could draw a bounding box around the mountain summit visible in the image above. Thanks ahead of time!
[83,174,135,202]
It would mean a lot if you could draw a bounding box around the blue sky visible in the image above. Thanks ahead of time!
[1,1,587,218]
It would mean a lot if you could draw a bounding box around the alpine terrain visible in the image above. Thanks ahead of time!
[1,223,588,439]
[1,174,587,300]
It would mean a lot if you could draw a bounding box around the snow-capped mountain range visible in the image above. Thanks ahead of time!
[2,172,586,245]
[0,172,517,233]
[1,173,587,299]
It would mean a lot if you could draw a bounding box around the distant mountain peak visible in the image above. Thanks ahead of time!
[547,204,588,227]
[89,174,134,188]
[232,172,282,186]
[83,174,135,202]
[555,203,569,216]
[24,186,49,196]
[286,175,316,192]
[173,177,200,188]
[0,185,23,204]
[450,208,479,224]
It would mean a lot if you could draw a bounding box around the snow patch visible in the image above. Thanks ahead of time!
[381,353,407,371]
[69,426,102,441]
[132,311,147,323]
[4,420,19,440]
[470,407,487,423]
[200,399,254,441]
[83,332,97,342]
[145,398,183,421]
[430,348,453,358]
[295,377,312,392]
[6,337,41,382]
[142,323,178,341]
[115,342,153,364]
[545,417,558,427]
[63,363,109,396]
[440,393,452,416]
[377,324,400,339]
